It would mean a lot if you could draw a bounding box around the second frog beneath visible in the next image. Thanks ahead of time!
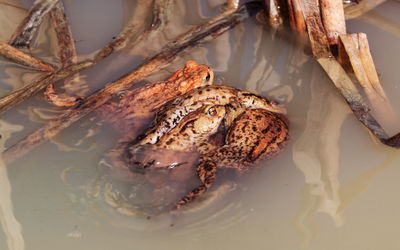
[125,85,290,210]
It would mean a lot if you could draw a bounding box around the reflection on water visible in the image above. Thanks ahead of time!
[292,64,350,244]
[0,120,25,250]
[0,0,400,250]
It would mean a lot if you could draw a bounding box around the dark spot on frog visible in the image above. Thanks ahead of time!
[204,162,214,171]
[262,125,271,134]
[165,138,175,145]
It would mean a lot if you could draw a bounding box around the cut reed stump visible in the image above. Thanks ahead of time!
[263,0,400,148]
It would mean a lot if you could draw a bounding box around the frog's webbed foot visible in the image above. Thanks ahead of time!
[176,160,217,209]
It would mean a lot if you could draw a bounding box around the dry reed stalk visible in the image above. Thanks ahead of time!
[94,0,154,62]
[320,0,346,47]
[8,0,60,48]
[264,0,285,28]
[295,0,400,147]
[0,0,154,113]
[0,40,54,72]
[45,2,81,107]
[287,0,306,33]
[3,2,263,164]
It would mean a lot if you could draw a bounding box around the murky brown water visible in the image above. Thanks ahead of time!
[0,0,400,250]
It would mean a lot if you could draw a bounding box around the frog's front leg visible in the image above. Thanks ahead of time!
[176,160,217,209]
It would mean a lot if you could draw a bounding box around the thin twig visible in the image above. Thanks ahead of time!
[0,40,54,71]
[2,1,263,164]
[0,0,152,113]
[125,0,175,49]
[9,0,60,48]
[94,0,154,62]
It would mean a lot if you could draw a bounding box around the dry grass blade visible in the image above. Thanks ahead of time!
[0,40,54,71]
[2,1,263,164]
[8,0,60,48]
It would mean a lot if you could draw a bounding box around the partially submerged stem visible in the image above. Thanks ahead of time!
[45,2,81,107]
[94,0,154,62]
[3,2,263,164]
[8,0,60,48]
[0,61,93,115]
[0,40,54,72]
[294,0,400,147]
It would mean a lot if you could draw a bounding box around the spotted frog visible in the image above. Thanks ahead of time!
[126,104,226,171]
[98,60,214,136]
[125,85,289,209]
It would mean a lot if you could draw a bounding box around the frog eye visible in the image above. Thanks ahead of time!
[207,106,217,117]
[205,72,211,82]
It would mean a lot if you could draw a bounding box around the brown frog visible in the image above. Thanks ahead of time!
[125,85,289,209]
[126,104,226,171]
[176,107,289,209]
[140,85,286,144]
[98,60,214,136]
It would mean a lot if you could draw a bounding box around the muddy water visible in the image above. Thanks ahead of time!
[0,0,400,250]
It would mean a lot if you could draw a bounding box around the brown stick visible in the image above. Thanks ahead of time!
[0,0,153,113]
[320,0,346,47]
[0,61,94,114]
[45,2,82,107]
[338,33,386,100]
[287,0,306,33]
[297,0,400,147]
[264,0,284,28]
[338,33,399,135]
[0,40,54,72]
[94,0,154,62]
[8,0,60,48]
[2,1,263,164]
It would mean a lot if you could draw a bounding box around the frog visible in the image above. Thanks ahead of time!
[98,60,214,137]
[122,84,289,210]
[125,104,226,172]
[176,107,289,209]
[139,85,286,145]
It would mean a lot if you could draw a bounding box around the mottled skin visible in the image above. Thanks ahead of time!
[105,61,215,172]
[124,84,289,210]
[98,60,214,135]
[127,105,226,170]
[176,108,289,209]
[139,85,286,144]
